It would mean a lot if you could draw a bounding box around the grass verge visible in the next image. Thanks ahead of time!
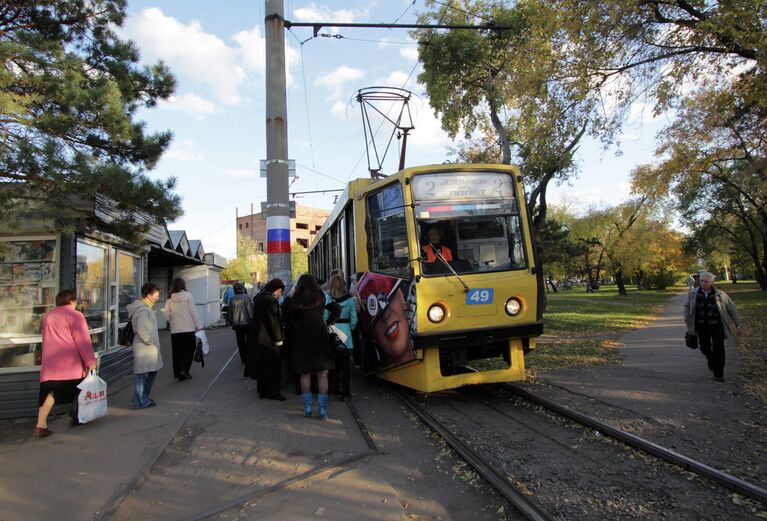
[541,286,676,333]
[716,282,767,403]
[525,286,676,375]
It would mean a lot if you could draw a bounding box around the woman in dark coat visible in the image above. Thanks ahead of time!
[244,279,285,400]
[283,274,337,419]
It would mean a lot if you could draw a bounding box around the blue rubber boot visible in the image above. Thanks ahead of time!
[318,394,329,420]
[302,392,313,418]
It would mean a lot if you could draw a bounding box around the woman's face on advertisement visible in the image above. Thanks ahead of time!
[372,289,412,363]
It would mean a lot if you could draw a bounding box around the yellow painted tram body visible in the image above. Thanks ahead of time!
[308,163,543,392]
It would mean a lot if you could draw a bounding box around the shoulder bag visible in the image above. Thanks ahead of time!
[118,317,134,346]
[328,325,347,353]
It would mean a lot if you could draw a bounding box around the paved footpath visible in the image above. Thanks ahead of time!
[0,328,411,521]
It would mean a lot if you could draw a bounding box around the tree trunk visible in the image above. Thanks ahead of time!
[635,269,648,290]
[614,265,627,296]
[756,264,767,290]
[546,275,558,293]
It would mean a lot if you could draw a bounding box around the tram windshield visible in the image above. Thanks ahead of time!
[411,172,527,275]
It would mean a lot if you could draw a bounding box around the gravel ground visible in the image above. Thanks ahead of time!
[409,386,766,520]
[514,378,767,491]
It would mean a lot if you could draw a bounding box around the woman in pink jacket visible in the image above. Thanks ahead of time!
[162,277,202,381]
[34,289,98,437]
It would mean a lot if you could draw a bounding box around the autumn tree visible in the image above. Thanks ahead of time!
[538,217,572,292]
[631,224,688,290]
[562,209,610,291]
[0,1,180,239]
[415,1,622,303]
[416,1,615,232]
[632,85,767,289]
[596,199,649,295]
[224,236,308,286]
[221,234,267,285]
[557,0,766,113]
[291,242,308,281]
[558,200,686,291]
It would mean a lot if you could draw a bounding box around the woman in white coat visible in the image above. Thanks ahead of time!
[163,277,202,381]
[127,282,163,408]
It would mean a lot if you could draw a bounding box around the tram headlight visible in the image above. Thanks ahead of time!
[505,298,522,316]
[427,304,446,323]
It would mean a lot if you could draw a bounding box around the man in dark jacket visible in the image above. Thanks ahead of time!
[245,278,286,400]
[684,271,742,382]
[227,283,253,364]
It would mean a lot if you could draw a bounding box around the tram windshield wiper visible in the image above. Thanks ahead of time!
[426,240,470,293]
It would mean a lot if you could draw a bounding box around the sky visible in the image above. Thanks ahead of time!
[121,0,667,259]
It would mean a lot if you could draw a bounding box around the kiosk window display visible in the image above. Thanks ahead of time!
[76,239,142,353]
[0,237,58,369]
[76,240,108,352]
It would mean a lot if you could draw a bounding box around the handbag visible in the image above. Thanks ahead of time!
[193,336,206,367]
[118,318,134,346]
[684,333,698,349]
[77,371,108,424]
[328,326,347,353]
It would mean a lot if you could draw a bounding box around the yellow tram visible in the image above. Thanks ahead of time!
[308,163,542,392]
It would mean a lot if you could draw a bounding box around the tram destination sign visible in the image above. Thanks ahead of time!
[411,172,515,202]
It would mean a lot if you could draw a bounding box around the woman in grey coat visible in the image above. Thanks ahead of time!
[127,282,164,408]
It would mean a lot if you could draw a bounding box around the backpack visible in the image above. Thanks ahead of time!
[118,318,135,346]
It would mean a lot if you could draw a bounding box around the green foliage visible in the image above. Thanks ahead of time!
[556,0,766,113]
[415,0,605,229]
[548,203,691,291]
[632,84,767,289]
[291,243,308,281]
[642,269,677,290]
[0,1,180,240]
[223,238,307,284]
[221,234,267,284]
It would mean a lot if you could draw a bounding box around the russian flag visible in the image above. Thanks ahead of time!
[267,216,291,253]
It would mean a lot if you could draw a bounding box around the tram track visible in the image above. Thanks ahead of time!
[394,387,556,521]
[503,382,767,505]
[394,383,767,520]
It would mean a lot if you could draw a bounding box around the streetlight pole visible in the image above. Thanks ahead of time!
[265,0,291,284]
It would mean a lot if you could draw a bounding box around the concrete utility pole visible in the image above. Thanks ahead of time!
[264,0,291,284]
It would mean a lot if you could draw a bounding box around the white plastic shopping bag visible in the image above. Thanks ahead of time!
[195,330,210,355]
[329,324,348,343]
[77,371,108,424]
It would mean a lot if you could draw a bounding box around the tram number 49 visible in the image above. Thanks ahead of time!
[466,288,493,305]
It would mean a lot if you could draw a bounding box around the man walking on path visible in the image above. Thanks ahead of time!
[684,271,742,382]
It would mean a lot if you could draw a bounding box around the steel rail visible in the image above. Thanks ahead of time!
[393,387,556,521]
[505,383,767,505]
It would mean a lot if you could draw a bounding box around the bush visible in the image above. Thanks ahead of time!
[645,270,677,289]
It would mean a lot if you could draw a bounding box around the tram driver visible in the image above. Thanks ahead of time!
[421,224,453,263]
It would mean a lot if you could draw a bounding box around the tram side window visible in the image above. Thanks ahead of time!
[366,183,409,278]
[508,216,526,267]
